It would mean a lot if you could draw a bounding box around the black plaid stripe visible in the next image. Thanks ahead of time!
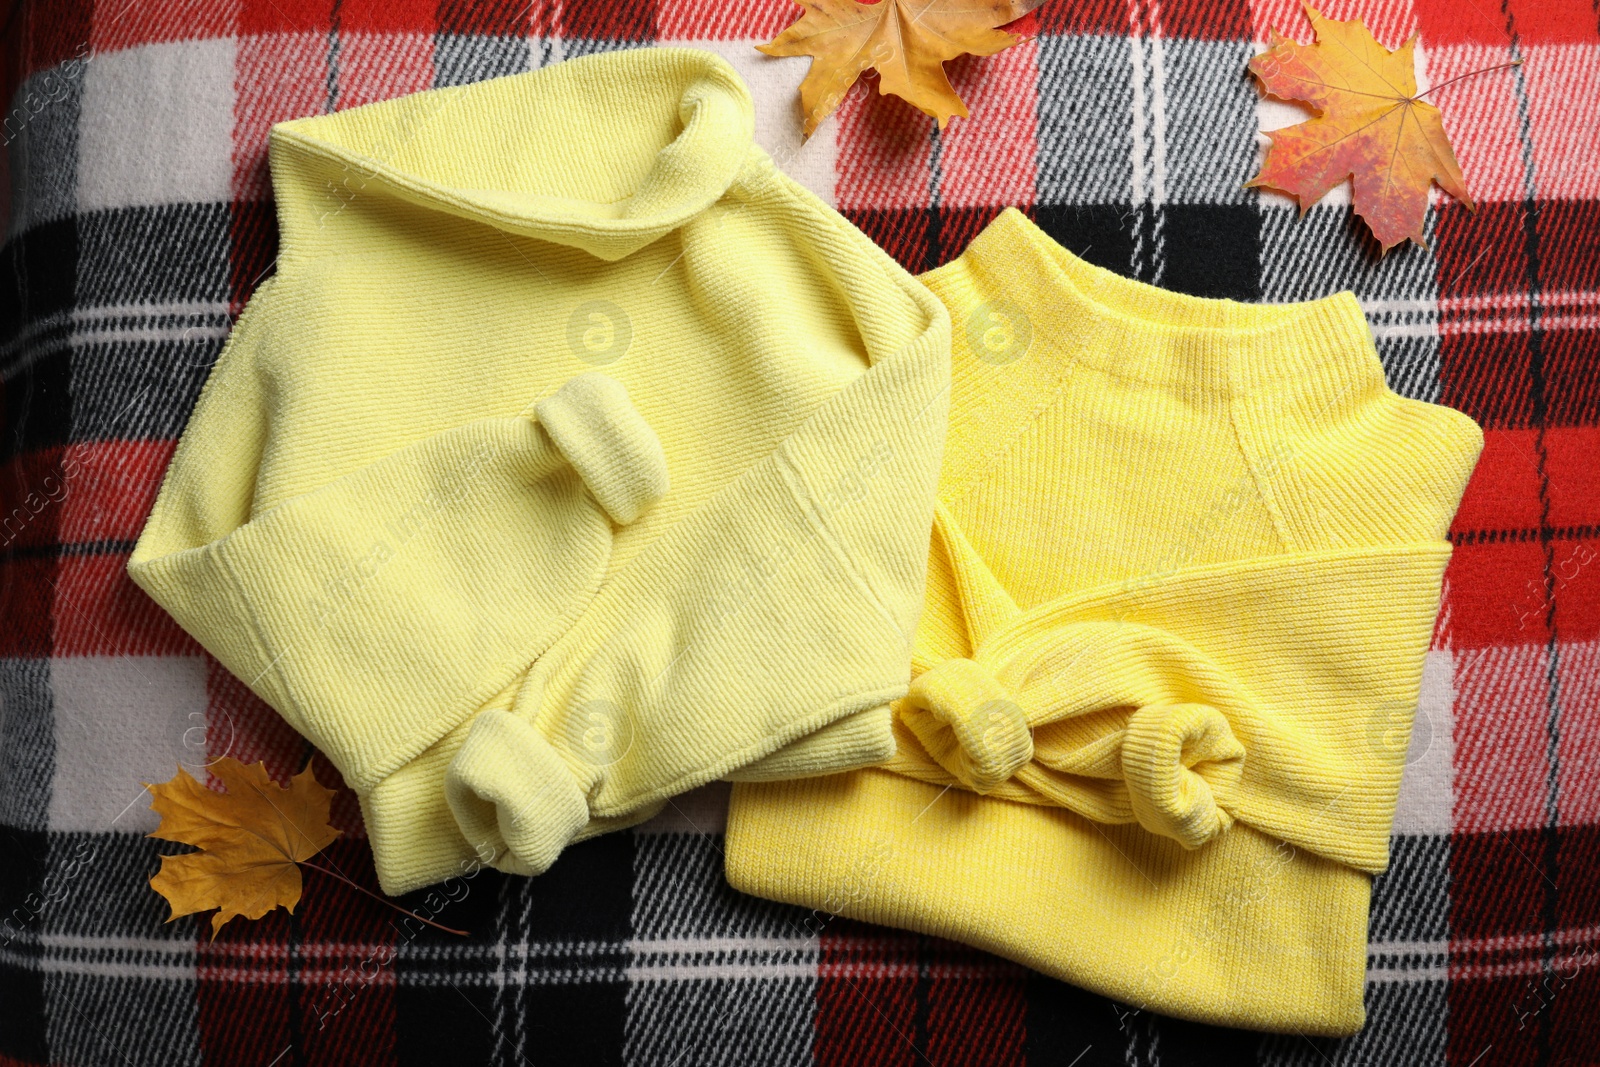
[627,829,818,1066]
[554,37,654,62]
[1035,34,1139,208]
[1033,32,1263,296]
[432,35,535,88]
[1159,38,1257,208]
[0,826,52,1063]
[35,832,203,1067]
[69,204,229,443]
[1308,835,1455,1067]
[0,659,53,831]
[1258,979,1449,1067]
[393,835,633,1066]
[1024,974,1131,1066]
[1,215,79,430]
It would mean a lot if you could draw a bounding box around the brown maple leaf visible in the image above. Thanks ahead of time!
[1246,4,1516,252]
[759,0,1047,138]
[145,757,341,939]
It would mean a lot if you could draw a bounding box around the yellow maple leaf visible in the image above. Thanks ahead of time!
[1246,4,1514,252]
[145,758,341,940]
[759,0,1047,137]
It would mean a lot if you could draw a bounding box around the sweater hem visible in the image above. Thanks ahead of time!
[725,768,1371,1037]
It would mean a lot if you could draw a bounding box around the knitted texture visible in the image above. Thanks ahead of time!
[4,2,1596,1064]
[126,48,951,896]
[726,207,1485,1035]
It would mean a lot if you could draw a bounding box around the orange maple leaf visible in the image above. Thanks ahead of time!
[145,758,341,939]
[1246,5,1511,252]
[759,0,1046,138]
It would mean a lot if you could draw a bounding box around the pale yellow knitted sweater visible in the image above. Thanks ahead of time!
[129,49,950,896]
[726,208,1483,1035]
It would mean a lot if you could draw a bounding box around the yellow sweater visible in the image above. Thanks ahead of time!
[725,208,1482,1035]
[129,48,950,896]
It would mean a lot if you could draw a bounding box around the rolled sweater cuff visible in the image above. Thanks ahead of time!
[444,709,591,876]
[536,372,669,525]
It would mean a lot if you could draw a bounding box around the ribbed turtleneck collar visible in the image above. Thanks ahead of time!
[924,207,1386,497]
[943,208,1375,391]
[269,47,756,262]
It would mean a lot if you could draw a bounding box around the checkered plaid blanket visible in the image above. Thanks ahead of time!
[2,0,1595,1063]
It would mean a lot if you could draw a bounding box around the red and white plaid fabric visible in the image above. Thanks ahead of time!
[1,1,1596,1064]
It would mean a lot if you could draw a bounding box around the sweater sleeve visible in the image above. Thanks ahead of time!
[129,286,669,794]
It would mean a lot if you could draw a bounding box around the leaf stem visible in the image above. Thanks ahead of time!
[1413,58,1523,101]
[300,860,470,936]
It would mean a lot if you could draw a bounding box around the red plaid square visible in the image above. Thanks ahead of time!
[1452,830,1553,940]
[1,448,72,553]
[22,0,92,77]
[437,0,545,36]
[1557,636,1600,823]
[1448,540,1552,649]
[1437,201,1531,302]
[91,0,235,53]
[56,440,172,545]
[233,33,332,201]
[1552,536,1600,643]
[293,841,401,1060]
[1414,0,1586,47]
[0,557,56,657]
[1452,429,1544,535]
[1453,641,1555,831]
[1425,44,1527,205]
[1535,199,1600,303]
[1158,0,1250,41]
[52,551,197,656]
[1038,0,1127,37]
[1448,832,1553,1065]
[1440,327,1538,430]
[196,916,296,1061]
[1545,428,1600,532]
[231,200,279,308]
[1413,0,1507,47]
[940,45,1040,210]
[337,0,437,35]
[657,0,796,41]
[336,32,435,111]
[1507,0,1600,44]
[836,81,933,212]
[1522,49,1600,200]
[924,952,1027,1066]
[1540,332,1600,441]
[1252,0,1417,50]
[817,924,920,1067]
[239,0,335,36]
[1437,203,1540,429]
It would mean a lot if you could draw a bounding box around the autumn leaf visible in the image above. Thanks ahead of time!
[760,0,1047,137]
[1246,5,1513,252]
[145,757,340,939]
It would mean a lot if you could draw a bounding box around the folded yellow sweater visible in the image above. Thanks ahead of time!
[129,48,950,896]
[725,208,1482,1035]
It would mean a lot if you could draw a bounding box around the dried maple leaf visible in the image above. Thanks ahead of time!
[760,0,1046,137]
[145,758,340,939]
[1246,4,1507,252]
